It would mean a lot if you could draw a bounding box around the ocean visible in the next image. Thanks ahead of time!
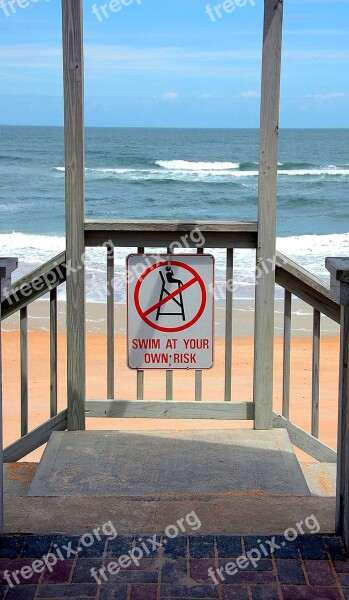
[0,126,348,304]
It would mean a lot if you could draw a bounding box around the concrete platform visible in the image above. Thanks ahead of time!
[27,429,310,498]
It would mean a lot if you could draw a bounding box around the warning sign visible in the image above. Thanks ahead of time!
[127,254,214,369]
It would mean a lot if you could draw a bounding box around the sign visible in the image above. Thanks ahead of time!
[127,254,214,369]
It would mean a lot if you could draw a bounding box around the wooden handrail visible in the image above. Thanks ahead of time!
[1,252,67,320]
[276,251,340,323]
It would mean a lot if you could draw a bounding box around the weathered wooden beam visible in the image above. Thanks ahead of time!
[20,307,28,437]
[50,288,58,418]
[84,221,258,250]
[273,414,336,463]
[3,410,67,463]
[224,249,234,402]
[62,0,86,430]
[254,0,284,429]
[86,400,255,420]
[282,290,291,419]
[276,252,340,323]
[0,259,18,531]
[107,245,115,400]
[326,258,349,550]
[85,220,258,233]
[311,309,321,438]
[1,255,66,321]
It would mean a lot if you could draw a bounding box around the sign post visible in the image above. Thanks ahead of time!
[127,254,214,370]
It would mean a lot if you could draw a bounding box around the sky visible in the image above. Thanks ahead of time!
[0,0,348,128]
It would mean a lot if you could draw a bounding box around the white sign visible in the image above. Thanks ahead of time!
[127,254,214,369]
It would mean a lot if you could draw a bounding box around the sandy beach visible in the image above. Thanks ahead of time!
[1,299,340,464]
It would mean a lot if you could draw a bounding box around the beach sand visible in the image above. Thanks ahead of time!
[1,299,340,464]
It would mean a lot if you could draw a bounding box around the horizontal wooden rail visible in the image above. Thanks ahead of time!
[273,413,336,463]
[3,410,67,463]
[85,220,258,249]
[86,400,255,420]
[1,252,67,320]
[276,251,340,323]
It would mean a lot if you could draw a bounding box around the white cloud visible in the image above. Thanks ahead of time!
[308,92,348,99]
[163,92,178,100]
[239,90,260,98]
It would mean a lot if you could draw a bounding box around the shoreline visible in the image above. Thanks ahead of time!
[2,297,340,338]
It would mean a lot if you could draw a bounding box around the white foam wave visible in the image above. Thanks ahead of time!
[2,231,348,303]
[156,160,240,171]
[54,165,349,181]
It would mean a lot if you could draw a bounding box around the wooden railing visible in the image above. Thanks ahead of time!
[0,227,342,467]
[84,220,259,421]
[0,252,68,462]
[274,251,338,463]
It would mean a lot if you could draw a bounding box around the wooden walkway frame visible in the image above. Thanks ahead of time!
[254,0,284,429]
[60,0,284,430]
[0,258,18,531]
[62,0,86,430]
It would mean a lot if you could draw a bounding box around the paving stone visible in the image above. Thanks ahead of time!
[21,535,53,558]
[324,537,347,561]
[162,559,187,583]
[130,583,158,600]
[77,537,106,558]
[163,536,187,558]
[221,586,249,600]
[338,573,349,586]
[136,535,161,556]
[216,536,242,558]
[37,583,98,597]
[297,536,327,560]
[189,536,215,558]
[272,536,299,559]
[218,558,272,572]
[305,559,335,586]
[251,586,279,600]
[276,558,306,585]
[161,583,219,598]
[106,535,134,557]
[223,570,276,585]
[281,585,341,599]
[334,560,349,573]
[99,584,128,600]
[0,558,41,585]
[42,559,74,583]
[72,558,103,583]
[0,535,25,558]
[6,585,37,599]
[190,559,217,584]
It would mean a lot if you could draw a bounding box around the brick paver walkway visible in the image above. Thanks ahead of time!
[0,534,347,599]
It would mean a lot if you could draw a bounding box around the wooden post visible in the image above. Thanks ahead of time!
[326,258,349,550]
[253,0,284,429]
[0,258,18,531]
[62,0,86,430]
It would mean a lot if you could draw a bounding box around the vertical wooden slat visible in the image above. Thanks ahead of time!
[137,247,144,400]
[282,290,292,419]
[224,249,234,402]
[311,309,321,438]
[62,0,86,430]
[107,244,115,399]
[195,247,204,401]
[0,279,3,530]
[20,307,28,437]
[253,0,284,430]
[50,288,58,418]
[336,304,349,540]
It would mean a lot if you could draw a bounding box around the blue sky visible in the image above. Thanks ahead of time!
[0,0,348,127]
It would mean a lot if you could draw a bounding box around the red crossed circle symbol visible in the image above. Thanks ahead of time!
[134,260,206,333]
